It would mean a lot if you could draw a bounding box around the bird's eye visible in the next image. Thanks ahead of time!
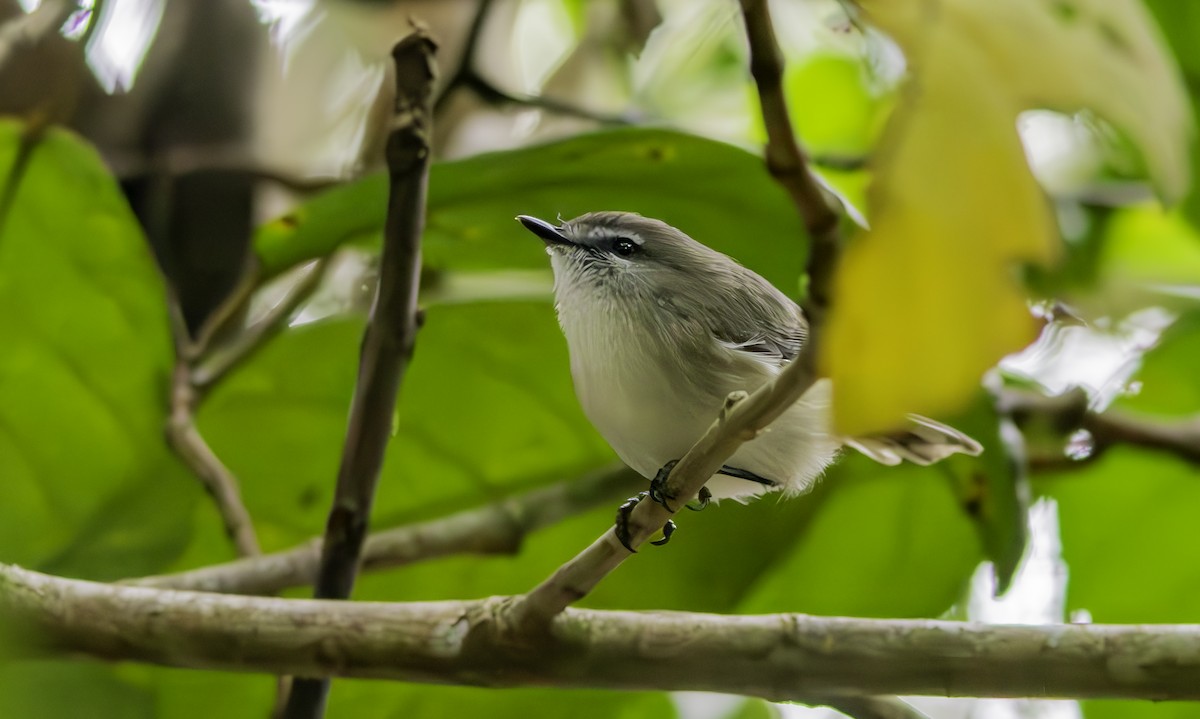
[613,238,638,257]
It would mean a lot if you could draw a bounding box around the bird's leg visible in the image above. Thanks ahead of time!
[615,492,676,552]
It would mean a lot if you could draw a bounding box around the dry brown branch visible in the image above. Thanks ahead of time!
[283,29,437,719]
[6,564,1200,701]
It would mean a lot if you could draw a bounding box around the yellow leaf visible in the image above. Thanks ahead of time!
[824,0,1192,435]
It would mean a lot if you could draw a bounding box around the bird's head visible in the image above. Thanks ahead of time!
[516,211,736,306]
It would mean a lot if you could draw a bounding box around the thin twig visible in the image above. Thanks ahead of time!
[165,298,261,557]
[508,0,846,630]
[282,30,436,719]
[1001,388,1200,466]
[740,0,841,319]
[432,0,495,115]
[8,563,1200,701]
[191,258,330,394]
[127,466,640,595]
[461,73,636,126]
[433,0,634,127]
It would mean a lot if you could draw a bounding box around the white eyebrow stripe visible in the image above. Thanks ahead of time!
[587,227,644,245]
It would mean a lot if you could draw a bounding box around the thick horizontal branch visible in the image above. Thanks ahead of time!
[5,564,1200,701]
[128,466,640,595]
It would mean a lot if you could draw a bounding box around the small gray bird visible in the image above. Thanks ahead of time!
[517,211,980,541]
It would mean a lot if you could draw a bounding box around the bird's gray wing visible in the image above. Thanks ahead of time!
[713,325,805,364]
[705,271,808,366]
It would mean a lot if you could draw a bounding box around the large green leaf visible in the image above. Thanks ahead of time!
[1143,0,1200,229]
[196,302,614,548]
[734,455,982,618]
[0,120,196,577]
[1042,448,1200,623]
[254,129,808,292]
[0,663,153,719]
[937,392,1028,595]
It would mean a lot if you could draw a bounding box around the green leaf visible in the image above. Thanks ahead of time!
[939,392,1029,595]
[1037,448,1200,623]
[1116,311,1200,416]
[735,455,983,618]
[828,0,1192,435]
[1142,0,1200,228]
[1081,702,1200,719]
[785,53,890,214]
[254,129,808,293]
[197,302,614,548]
[0,119,194,577]
[0,663,153,719]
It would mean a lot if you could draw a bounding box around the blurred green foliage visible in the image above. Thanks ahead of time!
[2,1,1200,717]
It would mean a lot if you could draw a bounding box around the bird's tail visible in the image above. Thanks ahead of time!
[842,414,983,466]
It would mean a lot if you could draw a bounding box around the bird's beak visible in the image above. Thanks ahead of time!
[516,215,571,246]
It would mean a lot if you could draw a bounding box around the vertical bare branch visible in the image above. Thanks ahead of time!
[282,28,437,719]
[739,0,842,320]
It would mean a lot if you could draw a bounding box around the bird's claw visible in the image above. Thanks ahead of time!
[686,486,712,512]
[615,491,678,552]
[648,459,680,511]
[650,519,676,546]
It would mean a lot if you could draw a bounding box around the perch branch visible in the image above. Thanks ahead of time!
[5,564,1200,701]
[512,368,820,625]
[128,466,640,595]
[283,30,436,719]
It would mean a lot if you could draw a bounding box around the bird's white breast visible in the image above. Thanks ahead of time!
[558,298,710,479]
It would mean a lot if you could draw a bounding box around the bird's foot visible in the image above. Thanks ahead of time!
[648,459,680,511]
[685,486,712,512]
[615,492,676,552]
